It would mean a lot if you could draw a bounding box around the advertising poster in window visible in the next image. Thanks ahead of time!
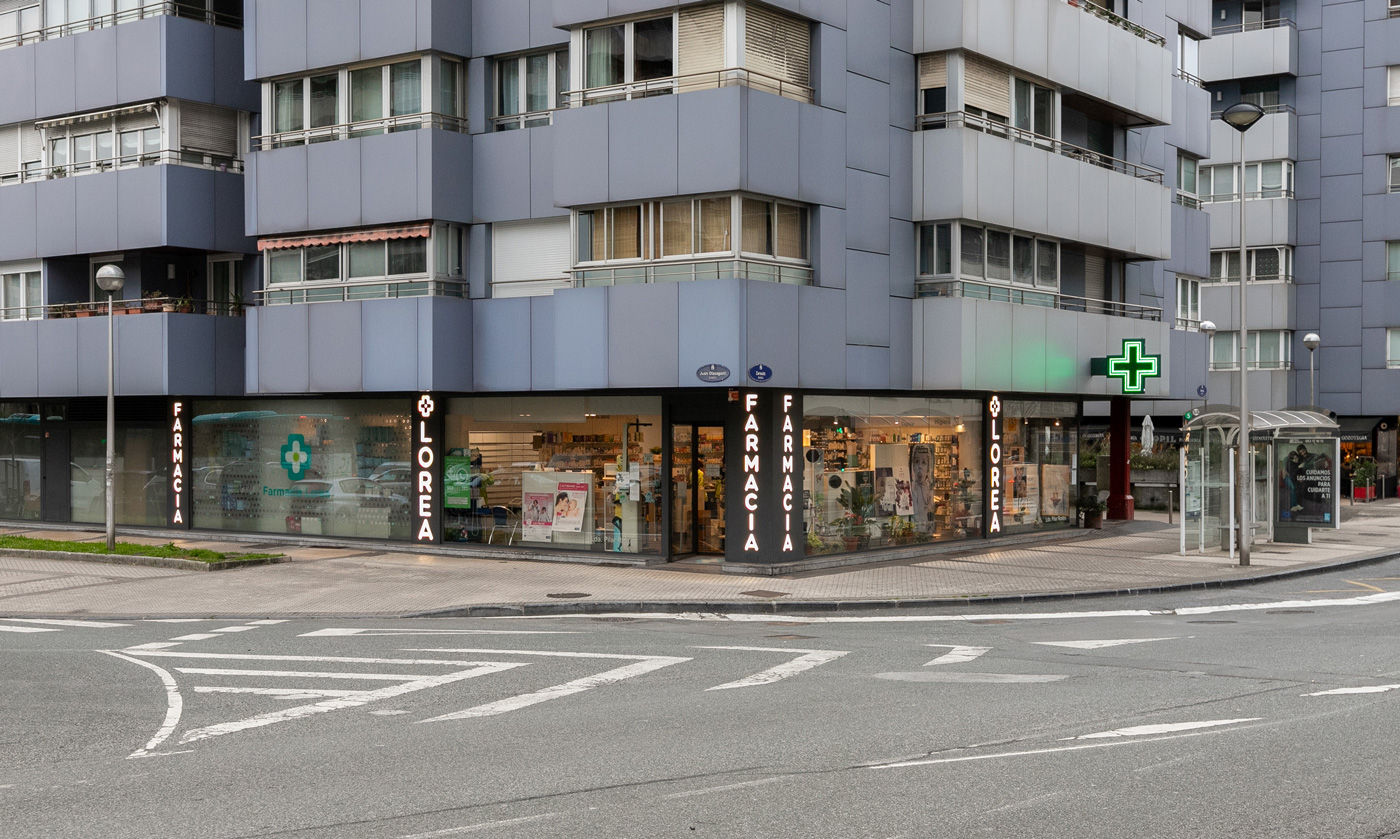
[521,492,555,542]
[552,481,590,533]
[443,455,474,509]
[1278,439,1336,525]
[1041,464,1071,520]
[1009,463,1039,523]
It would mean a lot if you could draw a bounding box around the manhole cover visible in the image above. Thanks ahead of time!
[591,617,636,622]
[766,634,815,640]
[1266,610,1314,615]
[1187,620,1237,624]
[546,592,591,599]
[740,590,791,598]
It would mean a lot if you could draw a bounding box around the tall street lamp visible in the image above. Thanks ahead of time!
[1200,319,1216,412]
[95,263,124,553]
[1303,332,1321,407]
[1221,101,1265,567]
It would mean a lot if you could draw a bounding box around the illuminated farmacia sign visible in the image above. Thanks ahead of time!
[170,401,185,525]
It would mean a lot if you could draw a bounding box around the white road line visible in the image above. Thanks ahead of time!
[398,813,558,838]
[100,651,183,759]
[141,619,208,623]
[1305,685,1400,696]
[170,633,220,641]
[663,776,789,799]
[211,626,259,633]
[246,620,287,625]
[923,645,991,666]
[193,687,366,698]
[1034,638,1176,650]
[301,628,577,637]
[694,646,849,691]
[401,647,662,660]
[420,656,690,722]
[0,625,58,633]
[178,662,523,745]
[175,667,431,681]
[1066,719,1260,740]
[2,618,129,628]
[126,642,183,651]
[124,651,508,667]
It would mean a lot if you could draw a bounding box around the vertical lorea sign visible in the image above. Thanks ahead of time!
[169,400,187,527]
[987,395,1002,535]
[414,394,441,543]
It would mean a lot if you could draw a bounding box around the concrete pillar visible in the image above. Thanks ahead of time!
[1108,396,1134,520]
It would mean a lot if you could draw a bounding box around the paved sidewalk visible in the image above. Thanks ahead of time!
[2,502,1399,618]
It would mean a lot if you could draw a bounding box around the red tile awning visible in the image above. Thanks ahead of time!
[257,223,432,251]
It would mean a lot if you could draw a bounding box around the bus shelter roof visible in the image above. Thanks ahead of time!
[1184,405,1338,434]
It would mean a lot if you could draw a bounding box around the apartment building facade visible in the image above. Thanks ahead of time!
[1192,0,1400,489]
[0,0,1213,566]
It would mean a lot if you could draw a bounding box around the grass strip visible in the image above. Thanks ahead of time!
[0,535,280,563]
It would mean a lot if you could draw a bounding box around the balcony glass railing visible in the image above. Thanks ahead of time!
[561,67,814,109]
[1063,0,1166,46]
[1211,17,1294,36]
[573,258,813,288]
[0,148,242,187]
[4,296,244,321]
[0,1,240,50]
[916,279,1164,321]
[255,279,467,306]
[252,112,468,152]
[917,111,1165,184]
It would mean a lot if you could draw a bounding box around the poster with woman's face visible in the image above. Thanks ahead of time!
[909,444,935,516]
[551,482,589,532]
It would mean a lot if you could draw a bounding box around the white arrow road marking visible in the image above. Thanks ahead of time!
[1065,719,1259,740]
[1034,638,1176,650]
[2,618,129,628]
[0,625,58,633]
[126,642,182,650]
[923,645,991,666]
[694,646,849,690]
[1305,685,1400,696]
[171,634,221,641]
[414,649,690,721]
[101,651,183,759]
[300,628,577,637]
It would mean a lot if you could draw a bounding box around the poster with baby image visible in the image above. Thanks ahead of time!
[552,482,590,533]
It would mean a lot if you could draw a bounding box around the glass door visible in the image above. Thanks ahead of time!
[669,424,725,556]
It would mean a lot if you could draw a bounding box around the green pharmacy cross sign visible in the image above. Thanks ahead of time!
[1091,339,1162,394]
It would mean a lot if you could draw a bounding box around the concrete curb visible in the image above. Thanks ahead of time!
[0,548,289,572]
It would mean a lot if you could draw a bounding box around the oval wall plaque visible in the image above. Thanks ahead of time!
[696,364,731,383]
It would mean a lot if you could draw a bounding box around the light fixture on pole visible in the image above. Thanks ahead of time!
[1200,319,1216,412]
[1221,101,1264,567]
[1303,332,1320,407]
[95,263,125,553]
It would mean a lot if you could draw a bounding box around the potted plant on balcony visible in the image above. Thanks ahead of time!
[142,290,163,312]
[175,294,193,314]
[49,165,66,179]
[229,292,245,316]
[73,301,95,317]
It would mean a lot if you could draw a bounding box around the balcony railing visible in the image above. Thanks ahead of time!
[252,112,468,152]
[1197,188,1294,203]
[0,1,241,50]
[1210,361,1293,371]
[1,296,244,321]
[255,279,468,306]
[491,110,557,132]
[1174,67,1204,88]
[1064,0,1166,46]
[1176,192,1203,210]
[561,67,814,109]
[1211,17,1294,36]
[0,148,243,187]
[916,110,1165,184]
[916,279,1164,321]
[1175,317,1202,331]
[1203,273,1293,284]
[573,258,813,288]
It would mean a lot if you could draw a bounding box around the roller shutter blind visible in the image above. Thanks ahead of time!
[1084,251,1106,301]
[492,218,572,297]
[0,124,17,173]
[678,3,725,77]
[744,4,810,90]
[963,52,1010,117]
[118,109,159,132]
[918,53,947,90]
[179,101,238,156]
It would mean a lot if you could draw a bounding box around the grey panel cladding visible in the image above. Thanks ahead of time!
[0,17,256,125]
[247,0,470,79]
[473,0,568,56]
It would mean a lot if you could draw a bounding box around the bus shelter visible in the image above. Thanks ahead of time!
[1181,407,1339,550]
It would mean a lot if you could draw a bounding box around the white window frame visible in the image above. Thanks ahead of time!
[1012,76,1057,139]
[87,253,124,303]
[951,221,1060,290]
[206,254,242,311]
[262,225,465,289]
[0,260,43,321]
[573,193,808,267]
[1178,154,1200,208]
[570,11,679,105]
[1177,31,1200,84]
[1390,155,1400,194]
[1210,246,1293,283]
[1176,275,1200,328]
[1387,241,1400,282]
[1389,328,1400,368]
[1211,329,1293,370]
[493,49,568,131]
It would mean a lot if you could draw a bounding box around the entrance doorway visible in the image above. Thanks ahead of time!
[670,424,725,556]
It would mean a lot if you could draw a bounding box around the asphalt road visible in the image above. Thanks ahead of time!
[5,560,1400,839]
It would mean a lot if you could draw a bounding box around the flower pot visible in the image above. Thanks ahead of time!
[74,308,93,318]
[842,537,860,552]
[1354,486,1375,501]
[1083,509,1104,529]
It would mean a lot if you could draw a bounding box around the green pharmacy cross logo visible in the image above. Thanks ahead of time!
[280,434,311,480]
[1106,339,1161,394]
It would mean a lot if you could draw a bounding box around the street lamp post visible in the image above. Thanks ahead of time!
[95,264,125,553]
[1303,332,1321,407]
[1200,320,1216,413]
[1221,101,1265,567]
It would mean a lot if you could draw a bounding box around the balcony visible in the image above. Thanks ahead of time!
[562,68,814,109]
[915,278,1163,321]
[1198,19,1297,82]
[917,111,1164,183]
[1062,0,1164,46]
[1206,105,1296,168]
[0,147,242,187]
[0,308,244,399]
[573,259,813,288]
[0,0,241,52]
[252,112,467,152]
[255,278,467,306]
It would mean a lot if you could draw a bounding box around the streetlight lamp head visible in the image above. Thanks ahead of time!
[95,264,125,293]
[1220,101,1266,132]
[1303,332,1321,352]
[1200,319,1216,338]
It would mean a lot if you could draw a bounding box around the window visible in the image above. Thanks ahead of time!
[118,127,159,163]
[1242,0,1281,29]
[1013,78,1054,137]
[1211,332,1236,369]
[1239,77,1279,109]
[261,56,463,148]
[583,15,673,99]
[1390,329,1400,368]
[0,264,42,320]
[576,195,805,264]
[1177,32,1200,84]
[495,50,568,130]
[1388,241,1400,282]
[1178,154,1200,207]
[1199,164,1236,202]
[1390,155,1400,194]
[918,223,953,275]
[1,0,235,51]
[261,224,465,301]
[1199,160,1293,201]
[952,223,1059,288]
[1209,247,1292,282]
[1211,330,1293,370]
[0,4,42,47]
[1176,275,1200,328]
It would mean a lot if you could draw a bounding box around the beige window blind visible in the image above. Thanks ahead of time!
[775,204,806,260]
[918,53,947,91]
[609,206,642,260]
[179,102,239,156]
[678,4,726,78]
[963,52,1011,118]
[661,199,694,257]
[698,197,731,253]
[119,109,160,133]
[745,4,811,90]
